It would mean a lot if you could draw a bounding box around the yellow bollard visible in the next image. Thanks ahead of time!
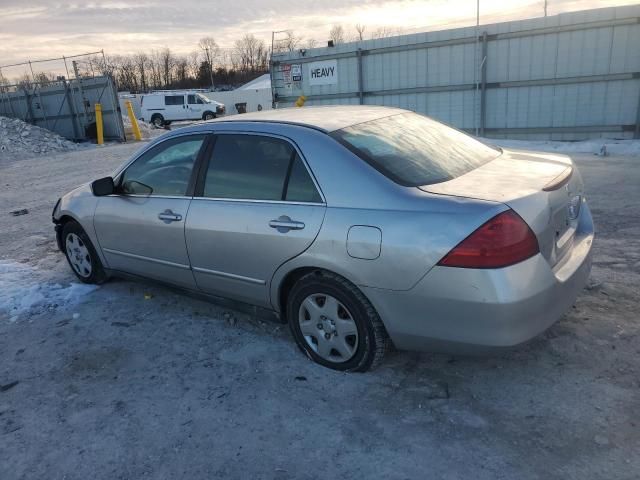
[95,103,104,145]
[125,100,142,141]
[295,95,307,107]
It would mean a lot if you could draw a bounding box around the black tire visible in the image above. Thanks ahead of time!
[287,270,389,372]
[203,111,215,121]
[150,114,165,128]
[61,221,108,285]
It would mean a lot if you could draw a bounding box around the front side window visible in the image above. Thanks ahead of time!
[187,94,198,105]
[331,112,501,187]
[120,135,206,196]
[165,95,185,106]
[202,134,321,202]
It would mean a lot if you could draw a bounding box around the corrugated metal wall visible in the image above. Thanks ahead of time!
[271,5,640,140]
[0,76,125,142]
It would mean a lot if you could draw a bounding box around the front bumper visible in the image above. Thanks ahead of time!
[363,203,594,353]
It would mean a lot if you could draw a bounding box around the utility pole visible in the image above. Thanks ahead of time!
[544,0,548,16]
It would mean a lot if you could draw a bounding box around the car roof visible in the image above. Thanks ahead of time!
[208,105,408,133]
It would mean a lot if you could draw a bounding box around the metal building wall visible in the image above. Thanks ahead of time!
[0,76,125,142]
[271,5,640,140]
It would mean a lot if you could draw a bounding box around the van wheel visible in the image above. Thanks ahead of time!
[287,270,389,372]
[203,111,215,121]
[150,114,165,128]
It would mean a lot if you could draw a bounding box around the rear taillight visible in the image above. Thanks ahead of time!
[438,210,539,269]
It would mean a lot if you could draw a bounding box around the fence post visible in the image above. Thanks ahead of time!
[63,79,81,140]
[357,48,364,105]
[23,89,35,124]
[480,31,488,136]
[95,103,104,145]
[28,60,51,131]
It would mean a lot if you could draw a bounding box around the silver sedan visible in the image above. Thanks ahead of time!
[53,106,594,371]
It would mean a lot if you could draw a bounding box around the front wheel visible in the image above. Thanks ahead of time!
[203,111,216,121]
[62,221,107,284]
[150,114,165,128]
[287,271,389,372]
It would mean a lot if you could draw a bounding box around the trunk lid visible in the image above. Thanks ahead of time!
[420,148,585,267]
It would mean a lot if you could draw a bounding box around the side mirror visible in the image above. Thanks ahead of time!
[91,176,114,196]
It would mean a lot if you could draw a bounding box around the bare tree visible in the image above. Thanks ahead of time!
[371,26,398,39]
[157,48,174,87]
[198,37,219,88]
[354,23,366,41]
[173,55,189,87]
[148,50,164,89]
[305,38,318,49]
[117,55,138,91]
[133,52,149,92]
[187,51,200,80]
[275,30,303,52]
[329,25,345,44]
[233,34,268,73]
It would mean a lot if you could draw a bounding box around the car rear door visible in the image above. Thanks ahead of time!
[94,133,209,288]
[185,132,326,307]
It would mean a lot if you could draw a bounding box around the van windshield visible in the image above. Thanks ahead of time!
[331,112,501,187]
[197,93,212,104]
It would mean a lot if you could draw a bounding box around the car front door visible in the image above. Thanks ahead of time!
[94,133,209,288]
[185,133,326,307]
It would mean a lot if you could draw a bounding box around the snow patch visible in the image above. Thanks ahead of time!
[121,115,157,139]
[490,138,640,157]
[0,261,98,322]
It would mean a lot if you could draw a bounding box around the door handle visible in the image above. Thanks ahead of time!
[269,215,305,232]
[158,209,183,223]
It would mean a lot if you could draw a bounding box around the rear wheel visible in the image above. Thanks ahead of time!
[150,114,165,128]
[287,271,389,372]
[62,221,107,284]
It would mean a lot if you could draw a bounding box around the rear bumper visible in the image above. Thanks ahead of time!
[363,203,594,353]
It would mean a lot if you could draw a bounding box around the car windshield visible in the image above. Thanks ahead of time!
[331,112,501,186]
[197,93,212,104]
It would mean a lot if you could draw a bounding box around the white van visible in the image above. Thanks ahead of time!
[140,91,225,127]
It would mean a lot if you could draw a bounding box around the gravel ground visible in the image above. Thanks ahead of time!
[0,142,638,479]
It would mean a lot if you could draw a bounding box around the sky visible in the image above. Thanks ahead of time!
[0,0,638,76]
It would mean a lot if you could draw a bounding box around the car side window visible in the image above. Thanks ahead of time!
[286,153,322,203]
[187,94,197,105]
[120,135,206,196]
[202,134,321,203]
[165,95,184,106]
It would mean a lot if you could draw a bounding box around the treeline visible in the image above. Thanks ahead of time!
[1,23,402,93]
[92,34,270,93]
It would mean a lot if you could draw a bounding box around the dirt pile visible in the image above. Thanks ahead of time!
[0,116,79,161]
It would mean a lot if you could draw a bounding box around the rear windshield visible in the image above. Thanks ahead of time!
[330,112,501,186]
